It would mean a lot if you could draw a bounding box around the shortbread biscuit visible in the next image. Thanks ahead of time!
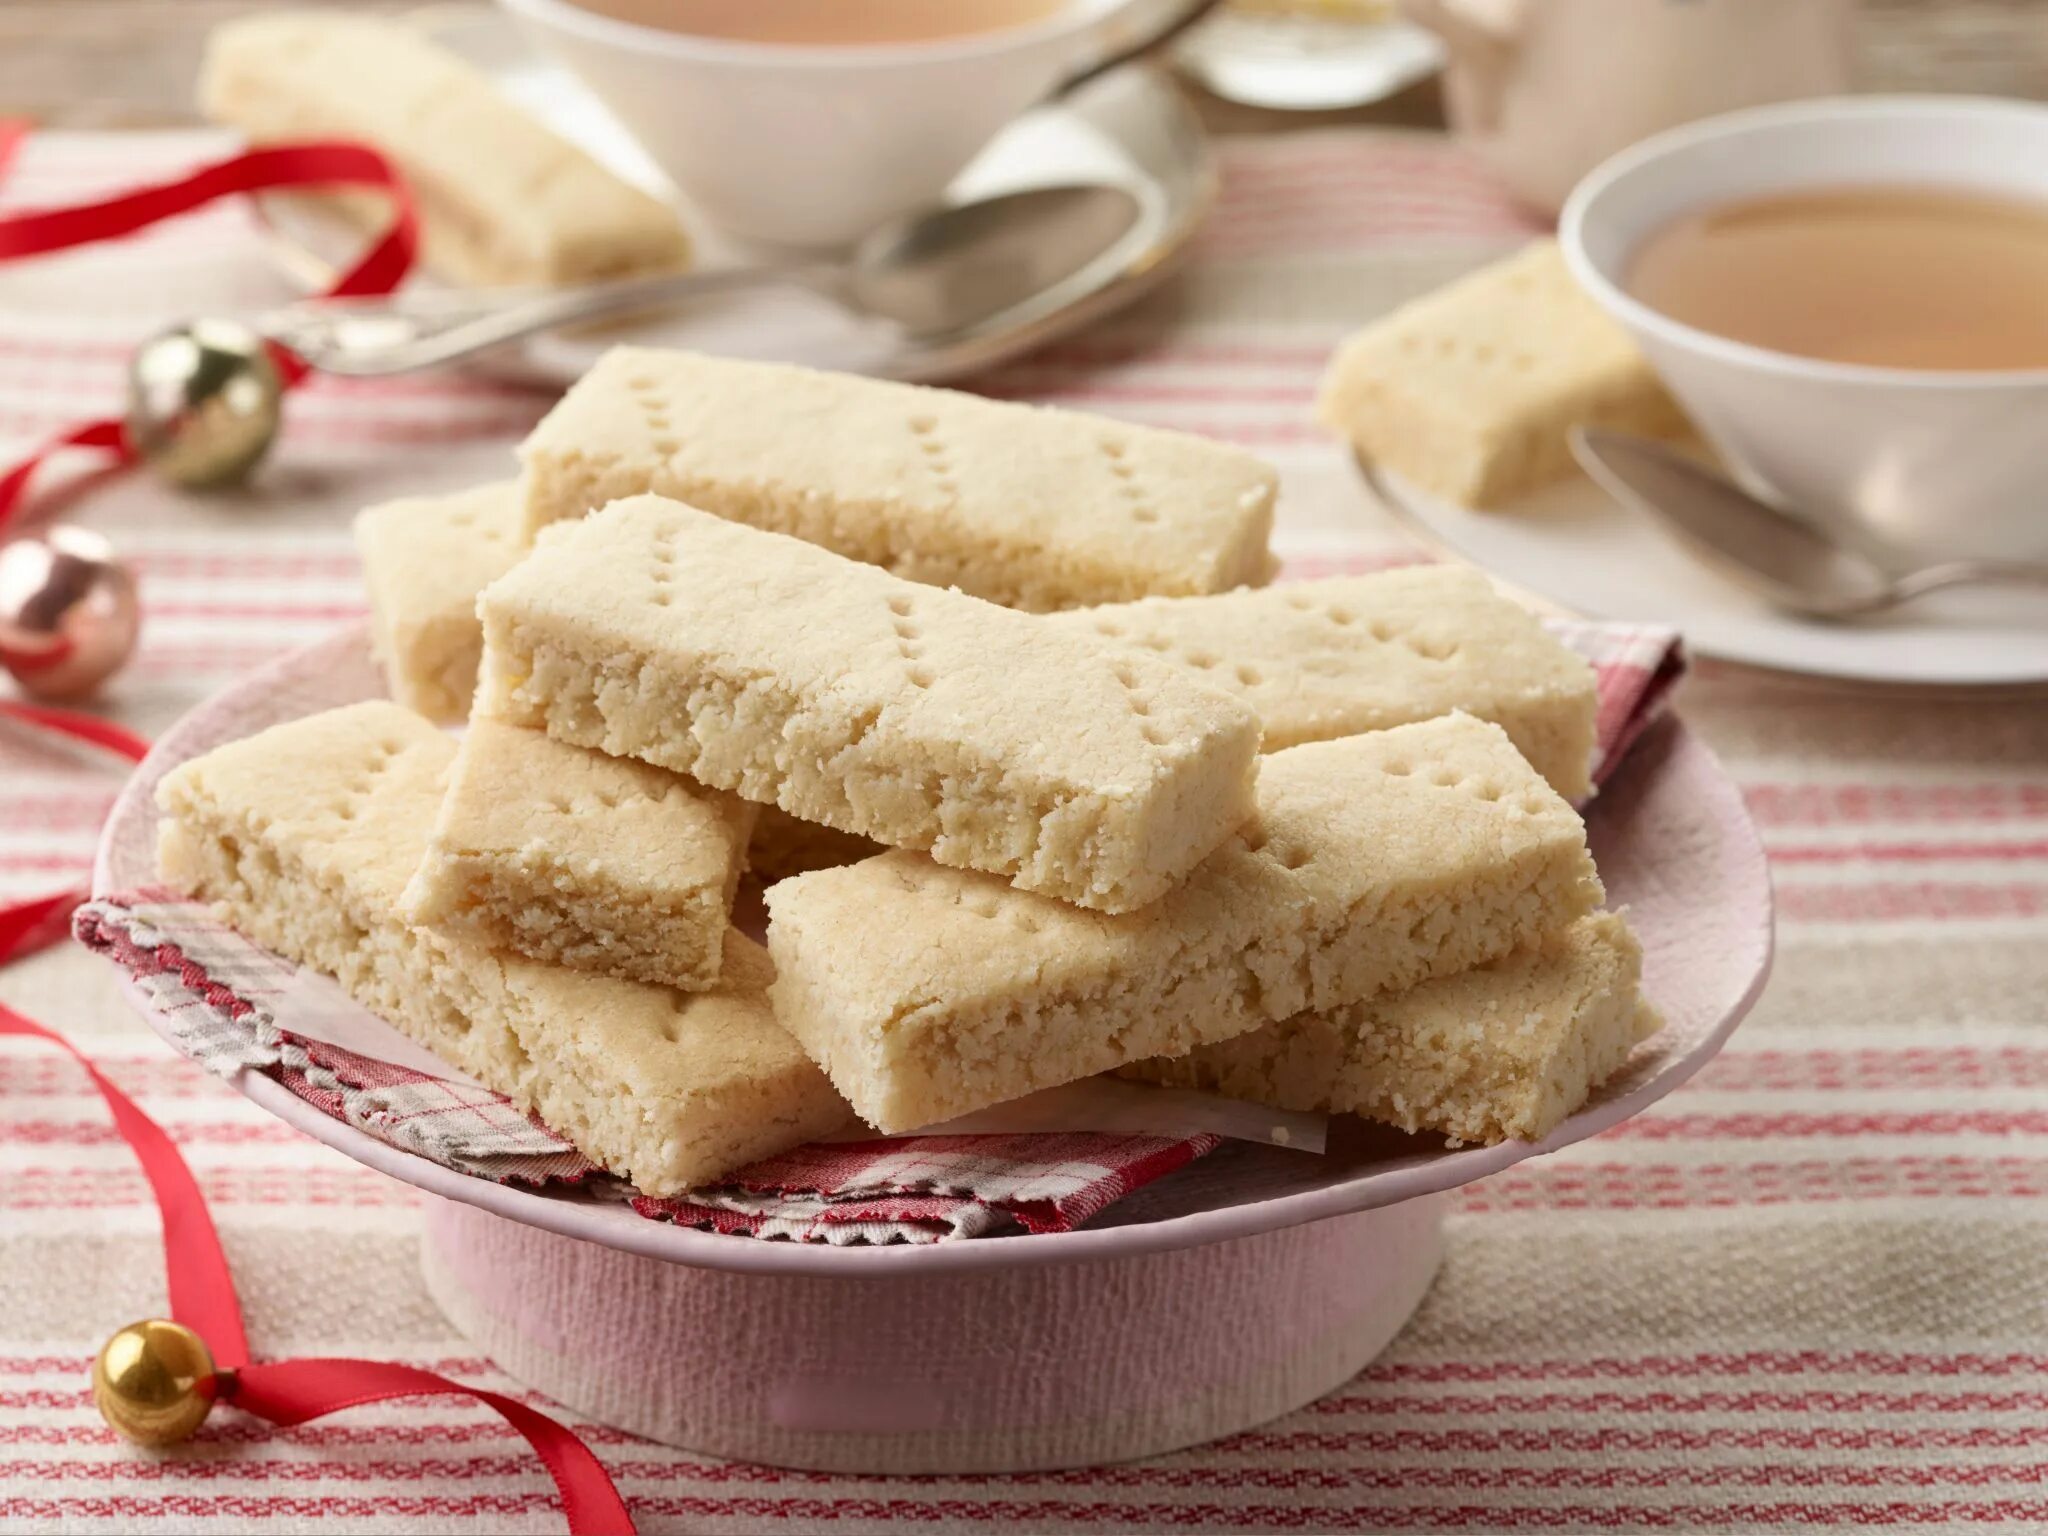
[1053,566,1598,796]
[355,481,523,724]
[516,347,1278,610]
[1122,912,1658,1145]
[201,12,689,287]
[764,714,1604,1132]
[478,496,1264,913]
[156,702,847,1194]
[402,719,755,990]
[1317,240,1687,507]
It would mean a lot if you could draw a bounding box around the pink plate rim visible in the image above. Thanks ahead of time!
[96,623,1774,1276]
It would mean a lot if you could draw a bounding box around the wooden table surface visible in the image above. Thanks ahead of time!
[5,0,2045,132]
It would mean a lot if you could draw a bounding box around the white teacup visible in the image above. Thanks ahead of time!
[496,0,1176,249]
[1562,96,2048,568]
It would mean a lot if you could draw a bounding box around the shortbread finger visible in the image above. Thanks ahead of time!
[1317,240,1687,508]
[1123,912,1659,1145]
[1053,566,1598,796]
[201,12,688,287]
[402,719,755,990]
[355,480,523,724]
[156,702,847,1194]
[478,496,1263,914]
[765,714,1604,1132]
[516,346,1278,610]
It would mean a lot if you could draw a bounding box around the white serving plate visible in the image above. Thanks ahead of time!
[1365,458,2048,690]
[259,5,1215,386]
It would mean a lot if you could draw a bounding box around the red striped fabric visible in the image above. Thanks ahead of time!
[0,122,2043,1532]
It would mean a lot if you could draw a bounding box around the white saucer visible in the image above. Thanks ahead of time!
[1175,12,1443,111]
[261,5,1214,386]
[1365,459,2048,689]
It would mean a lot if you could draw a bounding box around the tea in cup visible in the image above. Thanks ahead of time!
[1563,97,2048,566]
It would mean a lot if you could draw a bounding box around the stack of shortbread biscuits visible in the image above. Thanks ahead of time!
[157,346,1660,1200]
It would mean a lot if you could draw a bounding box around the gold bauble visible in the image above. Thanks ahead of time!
[124,318,283,490]
[91,1319,216,1448]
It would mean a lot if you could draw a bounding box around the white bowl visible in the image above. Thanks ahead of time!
[1561,96,2048,567]
[495,0,1158,248]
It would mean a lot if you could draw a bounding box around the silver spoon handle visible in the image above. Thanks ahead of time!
[1890,558,2048,602]
[263,264,832,376]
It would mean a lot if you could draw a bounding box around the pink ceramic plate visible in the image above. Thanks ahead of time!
[96,624,1774,1278]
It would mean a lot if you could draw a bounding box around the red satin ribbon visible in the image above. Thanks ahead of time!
[0,1003,635,1536]
[0,721,637,1536]
[0,696,150,957]
[0,133,635,1533]
[0,136,419,537]
[0,696,152,761]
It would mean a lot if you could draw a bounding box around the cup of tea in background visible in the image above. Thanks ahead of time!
[495,0,1187,247]
[1401,0,1855,217]
[1563,96,2048,567]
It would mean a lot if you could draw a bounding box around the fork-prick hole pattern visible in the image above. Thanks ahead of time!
[649,527,679,608]
[1236,820,1309,870]
[1389,758,1543,811]
[1100,437,1161,525]
[1317,606,1460,665]
[890,595,930,686]
[953,888,1003,920]
[334,738,404,822]
[1108,659,1169,748]
[634,380,680,458]
[659,996,693,1044]
[909,414,958,500]
[1310,605,1463,664]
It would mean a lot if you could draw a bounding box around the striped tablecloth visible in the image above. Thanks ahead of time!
[2,128,2045,1535]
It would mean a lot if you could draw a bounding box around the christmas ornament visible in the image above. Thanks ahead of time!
[0,137,418,698]
[0,525,140,700]
[91,1318,218,1448]
[124,319,284,490]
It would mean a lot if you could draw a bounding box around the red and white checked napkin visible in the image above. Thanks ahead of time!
[73,621,1682,1245]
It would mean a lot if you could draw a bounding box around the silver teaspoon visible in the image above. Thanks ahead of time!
[1569,426,2048,621]
[264,183,1146,377]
